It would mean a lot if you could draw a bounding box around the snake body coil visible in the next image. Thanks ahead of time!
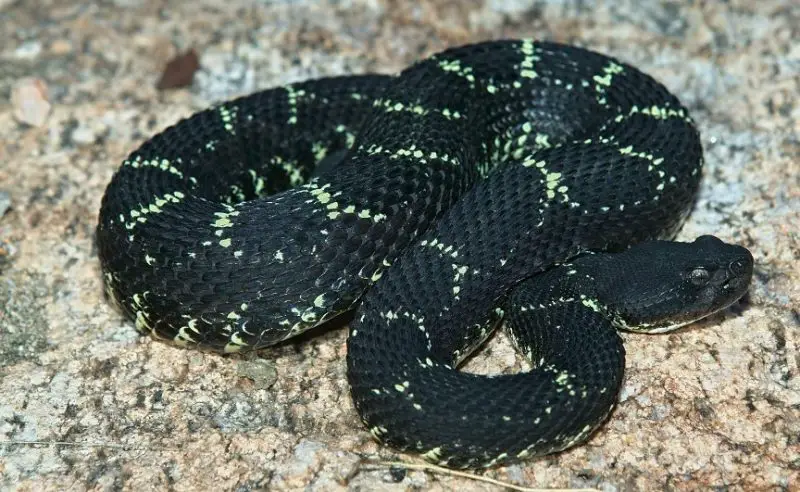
[97,40,753,468]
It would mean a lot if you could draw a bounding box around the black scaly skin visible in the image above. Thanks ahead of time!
[97,40,753,468]
[98,74,399,349]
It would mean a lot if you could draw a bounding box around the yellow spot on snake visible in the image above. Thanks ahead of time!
[594,73,612,86]
[522,158,545,168]
[422,447,442,461]
[213,217,233,228]
[135,311,151,332]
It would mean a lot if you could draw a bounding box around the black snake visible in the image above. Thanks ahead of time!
[97,39,753,469]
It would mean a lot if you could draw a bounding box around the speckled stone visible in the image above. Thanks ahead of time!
[0,1,797,490]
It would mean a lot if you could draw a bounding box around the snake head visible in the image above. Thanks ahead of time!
[598,235,754,333]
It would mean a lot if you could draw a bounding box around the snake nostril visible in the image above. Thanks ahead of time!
[729,258,748,276]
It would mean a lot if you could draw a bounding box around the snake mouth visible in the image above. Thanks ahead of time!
[722,276,747,294]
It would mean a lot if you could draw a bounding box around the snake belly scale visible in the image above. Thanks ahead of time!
[97,40,753,468]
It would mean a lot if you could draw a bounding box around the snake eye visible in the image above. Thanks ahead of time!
[688,267,710,286]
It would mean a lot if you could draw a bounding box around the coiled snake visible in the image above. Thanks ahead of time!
[97,40,753,468]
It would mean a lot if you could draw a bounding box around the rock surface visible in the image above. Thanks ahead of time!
[1,1,797,490]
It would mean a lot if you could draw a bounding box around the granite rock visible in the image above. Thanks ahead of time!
[1,1,797,490]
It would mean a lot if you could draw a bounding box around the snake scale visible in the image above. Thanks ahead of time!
[97,39,753,469]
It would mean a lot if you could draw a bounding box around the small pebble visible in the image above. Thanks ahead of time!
[49,39,73,55]
[11,78,51,128]
[71,125,98,146]
[14,40,42,59]
[387,466,407,483]
[236,359,278,390]
[156,49,200,90]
